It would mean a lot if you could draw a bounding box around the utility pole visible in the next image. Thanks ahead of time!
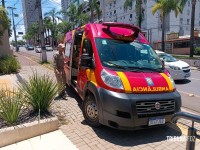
[7,7,19,52]
[190,0,196,58]
[2,0,5,7]
[36,0,47,63]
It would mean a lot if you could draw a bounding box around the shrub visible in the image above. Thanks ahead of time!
[0,55,21,74]
[194,47,200,55]
[19,72,60,113]
[0,89,24,126]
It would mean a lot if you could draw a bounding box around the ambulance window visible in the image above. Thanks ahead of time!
[82,39,93,57]
[65,43,71,57]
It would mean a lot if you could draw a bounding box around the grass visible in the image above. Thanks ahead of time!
[0,89,25,126]
[0,55,21,74]
[172,55,200,60]
[19,72,60,113]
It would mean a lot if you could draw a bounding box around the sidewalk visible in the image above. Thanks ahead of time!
[1,52,200,150]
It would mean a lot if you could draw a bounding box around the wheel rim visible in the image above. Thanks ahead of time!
[86,101,98,121]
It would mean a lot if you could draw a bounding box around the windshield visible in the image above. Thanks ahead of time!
[158,53,177,62]
[95,38,163,72]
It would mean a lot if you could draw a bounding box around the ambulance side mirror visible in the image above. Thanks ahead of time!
[80,53,92,69]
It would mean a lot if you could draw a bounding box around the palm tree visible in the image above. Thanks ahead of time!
[44,8,62,48]
[124,0,146,28]
[43,17,52,44]
[65,4,78,28]
[190,0,196,57]
[88,0,101,23]
[152,0,185,52]
[25,23,39,46]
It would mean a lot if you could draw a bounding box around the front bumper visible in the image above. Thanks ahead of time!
[169,69,191,80]
[98,88,181,130]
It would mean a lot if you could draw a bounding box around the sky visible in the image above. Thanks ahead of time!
[4,0,61,41]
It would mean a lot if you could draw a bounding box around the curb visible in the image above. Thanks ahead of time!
[0,117,59,148]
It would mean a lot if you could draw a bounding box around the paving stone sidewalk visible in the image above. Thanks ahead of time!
[16,52,200,150]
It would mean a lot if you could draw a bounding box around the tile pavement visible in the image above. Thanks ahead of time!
[16,52,200,150]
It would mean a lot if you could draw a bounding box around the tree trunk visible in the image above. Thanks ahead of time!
[36,0,47,63]
[90,10,94,23]
[138,0,142,28]
[190,0,196,58]
[161,14,166,52]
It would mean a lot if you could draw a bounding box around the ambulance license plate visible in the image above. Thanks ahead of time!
[148,117,165,126]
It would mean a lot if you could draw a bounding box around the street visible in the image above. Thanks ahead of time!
[18,46,55,63]
[17,48,200,113]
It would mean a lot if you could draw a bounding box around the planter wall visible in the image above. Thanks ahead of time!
[0,117,58,148]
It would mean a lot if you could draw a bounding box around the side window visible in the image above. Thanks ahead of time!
[82,39,93,57]
[65,43,71,57]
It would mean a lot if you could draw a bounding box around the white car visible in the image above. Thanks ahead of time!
[155,50,191,80]
[35,46,41,53]
[45,45,53,51]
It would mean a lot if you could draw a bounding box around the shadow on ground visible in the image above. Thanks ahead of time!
[81,121,182,146]
[175,79,191,85]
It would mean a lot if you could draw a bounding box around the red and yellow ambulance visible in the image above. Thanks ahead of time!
[64,22,181,129]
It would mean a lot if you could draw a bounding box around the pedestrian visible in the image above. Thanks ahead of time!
[53,43,67,99]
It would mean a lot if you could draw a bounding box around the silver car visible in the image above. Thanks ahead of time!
[35,46,41,53]
[45,45,53,51]
[155,50,191,80]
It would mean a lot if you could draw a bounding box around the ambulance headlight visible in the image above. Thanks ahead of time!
[169,75,176,89]
[101,69,124,90]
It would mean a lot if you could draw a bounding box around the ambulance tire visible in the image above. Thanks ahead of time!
[83,94,101,127]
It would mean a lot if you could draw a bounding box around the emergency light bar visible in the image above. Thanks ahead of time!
[102,22,141,41]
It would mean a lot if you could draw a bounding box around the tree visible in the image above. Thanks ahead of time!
[0,6,10,45]
[88,0,101,23]
[44,8,61,48]
[56,21,72,43]
[23,23,39,45]
[152,0,185,52]
[43,17,52,44]
[190,0,196,57]
[124,0,147,28]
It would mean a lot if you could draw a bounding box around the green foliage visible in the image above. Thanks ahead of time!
[0,55,21,74]
[195,47,200,55]
[0,7,10,44]
[0,89,24,126]
[19,72,60,113]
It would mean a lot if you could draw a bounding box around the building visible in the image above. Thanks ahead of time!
[102,0,200,50]
[22,0,39,33]
[61,0,102,23]
[61,0,83,21]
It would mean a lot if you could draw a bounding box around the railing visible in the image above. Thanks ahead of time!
[172,112,200,150]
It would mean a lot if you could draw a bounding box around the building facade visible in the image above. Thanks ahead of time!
[22,0,39,33]
[102,0,200,48]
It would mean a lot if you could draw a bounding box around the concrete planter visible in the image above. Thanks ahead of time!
[0,117,58,148]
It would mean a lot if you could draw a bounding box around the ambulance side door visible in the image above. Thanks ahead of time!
[64,42,72,85]
[77,38,93,95]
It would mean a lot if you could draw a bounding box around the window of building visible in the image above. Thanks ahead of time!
[110,12,112,16]
[174,41,190,48]
[180,18,183,24]
[187,19,190,25]
[187,10,190,16]
[188,1,190,7]
[114,10,116,14]
[199,21,200,26]
[109,3,112,9]
[130,14,132,18]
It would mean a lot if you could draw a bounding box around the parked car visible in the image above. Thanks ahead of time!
[26,45,34,50]
[45,45,53,51]
[35,46,41,53]
[155,50,191,80]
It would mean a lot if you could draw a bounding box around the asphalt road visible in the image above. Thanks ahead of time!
[16,48,200,112]
[18,46,55,63]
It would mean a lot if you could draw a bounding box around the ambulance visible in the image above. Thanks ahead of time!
[64,22,181,129]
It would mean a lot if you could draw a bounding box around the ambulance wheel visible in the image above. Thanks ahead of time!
[83,94,100,127]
